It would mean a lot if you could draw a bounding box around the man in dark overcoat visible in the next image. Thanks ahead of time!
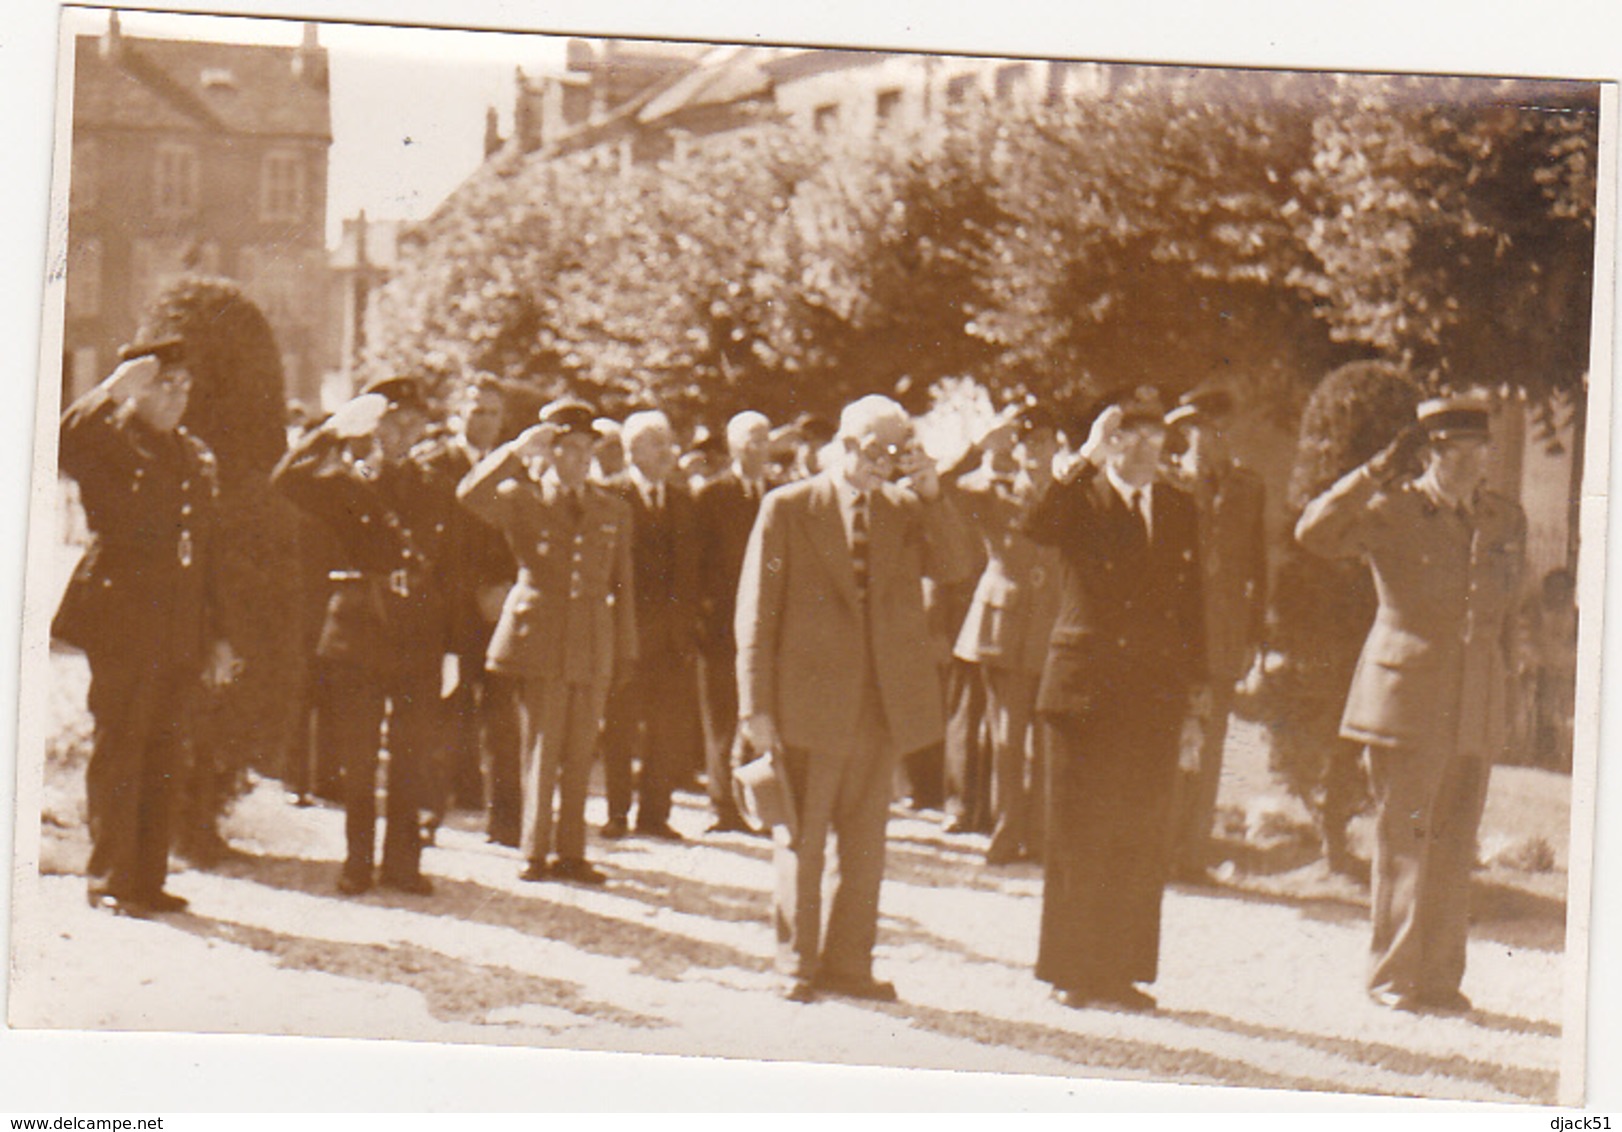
[272,376,453,897]
[693,410,775,834]
[458,398,637,886]
[1295,394,1525,1012]
[1026,387,1205,1011]
[54,336,238,917]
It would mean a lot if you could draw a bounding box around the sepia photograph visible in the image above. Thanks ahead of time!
[3,0,1619,1115]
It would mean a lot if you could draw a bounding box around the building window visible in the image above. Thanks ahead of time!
[995,62,1031,102]
[945,73,977,106]
[260,152,306,223]
[875,88,904,129]
[66,238,102,319]
[813,103,841,135]
[154,144,200,219]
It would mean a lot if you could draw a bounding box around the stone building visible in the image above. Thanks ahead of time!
[64,12,332,407]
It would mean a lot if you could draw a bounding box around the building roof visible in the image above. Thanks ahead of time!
[74,30,331,140]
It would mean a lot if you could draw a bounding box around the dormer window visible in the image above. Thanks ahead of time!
[261,152,306,223]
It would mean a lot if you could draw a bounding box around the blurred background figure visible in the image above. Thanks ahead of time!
[694,410,775,834]
[600,409,702,842]
[428,376,522,846]
[592,417,629,487]
[1163,388,1268,884]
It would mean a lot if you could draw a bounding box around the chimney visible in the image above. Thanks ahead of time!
[483,106,503,159]
[293,21,328,89]
[99,10,122,61]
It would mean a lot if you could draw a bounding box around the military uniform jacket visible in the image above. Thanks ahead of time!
[458,448,637,687]
[950,466,1062,676]
[619,475,700,662]
[1024,467,1205,716]
[272,428,457,671]
[427,438,517,660]
[1295,463,1526,759]
[53,387,220,670]
[734,471,974,758]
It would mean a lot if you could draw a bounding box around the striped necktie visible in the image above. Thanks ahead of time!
[851,492,870,601]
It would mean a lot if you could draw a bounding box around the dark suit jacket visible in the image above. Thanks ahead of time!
[734,471,973,757]
[694,471,767,657]
[1025,467,1205,715]
[619,476,700,662]
[458,447,637,687]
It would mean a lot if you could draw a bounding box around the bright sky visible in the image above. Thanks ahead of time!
[64,8,570,245]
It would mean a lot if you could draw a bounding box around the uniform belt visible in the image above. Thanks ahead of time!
[328,568,414,597]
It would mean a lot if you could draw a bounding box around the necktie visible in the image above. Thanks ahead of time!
[1131,488,1150,541]
[851,493,870,601]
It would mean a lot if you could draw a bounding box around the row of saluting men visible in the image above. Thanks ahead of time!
[54,332,1522,1016]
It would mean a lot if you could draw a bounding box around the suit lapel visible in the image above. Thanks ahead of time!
[807,474,860,609]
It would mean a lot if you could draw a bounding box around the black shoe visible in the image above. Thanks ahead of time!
[551,858,607,886]
[813,972,899,1002]
[519,860,551,882]
[636,822,685,842]
[1417,989,1474,1014]
[1101,984,1156,1012]
[600,817,629,840]
[378,873,434,896]
[87,891,152,919]
[784,980,819,1004]
[1368,987,1426,1013]
[706,814,755,835]
[145,890,190,914]
[337,869,372,896]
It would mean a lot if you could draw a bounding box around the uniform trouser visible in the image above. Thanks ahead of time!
[984,665,1044,860]
[1365,747,1490,998]
[944,659,991,830]
[285,656,343,802]
[698,648,747,820]
[1168,681,1237,873]
[480,671,523,844]
[321,659,439,883]
[84,648,193,901]
[773,672,897,982]
[602,654,697,829]
[519,676,610,865]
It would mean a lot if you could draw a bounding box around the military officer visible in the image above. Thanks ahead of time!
[1163,387,1268,881]
[54,334,239,917]
[950,404,1063,864]
[1296,394,1525,1013]
[458,398,637,886]
[273,375,454,897]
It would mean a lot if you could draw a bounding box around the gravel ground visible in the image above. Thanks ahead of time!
[6,646,1577,1111]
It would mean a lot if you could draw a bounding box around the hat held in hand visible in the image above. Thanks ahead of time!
[732,746,797,843]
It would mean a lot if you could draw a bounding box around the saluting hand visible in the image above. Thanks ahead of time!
[898,444,941,500]
[1080,403,1127,467]
[102,355,162,407]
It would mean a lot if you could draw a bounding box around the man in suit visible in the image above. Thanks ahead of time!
[1027,386,1205,1012]
[950,405,1063,864]
[600,409,702,841]
[1163,388,1269,882]
[458,398,637,886]
[1296,394,1524,1013]
[273,376,453,897]
[735,394,971,1003]
[54,335,239,918]
[694,410,775,834]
